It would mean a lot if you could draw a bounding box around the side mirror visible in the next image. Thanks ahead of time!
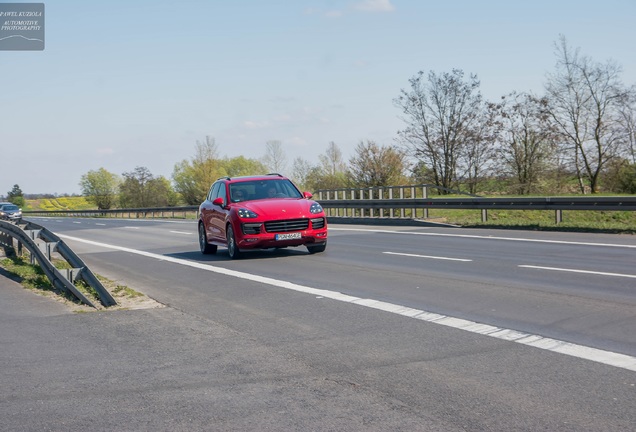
[212,197,225,207]
[303,191,313,199]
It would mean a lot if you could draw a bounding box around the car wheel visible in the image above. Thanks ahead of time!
[226,224,242,259]
[199,223,217,255]
[307,242,326,254]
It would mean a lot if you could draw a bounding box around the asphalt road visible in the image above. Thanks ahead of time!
[1,217,635,431]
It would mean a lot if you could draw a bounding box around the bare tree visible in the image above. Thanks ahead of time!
[618,92,636,163]
[319,141,348,176]
[262,140,287,173]
[394,69,483,193]
[304,142,350,191]
[290,157,313,191]
[494,92,558,194]
[460,102,499,194]
[544,36,633,193]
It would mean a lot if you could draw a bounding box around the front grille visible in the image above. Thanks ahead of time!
[311,218,325,229]
[264,219,309,233]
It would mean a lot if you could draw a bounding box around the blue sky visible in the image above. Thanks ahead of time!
[1,0,635,195]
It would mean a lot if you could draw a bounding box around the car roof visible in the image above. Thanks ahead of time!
[218,173,286,183]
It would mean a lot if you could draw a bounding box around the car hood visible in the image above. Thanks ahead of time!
[240,198,317,219]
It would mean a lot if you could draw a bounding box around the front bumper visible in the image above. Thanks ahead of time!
[1,213,22,221]
[237,218,327,250]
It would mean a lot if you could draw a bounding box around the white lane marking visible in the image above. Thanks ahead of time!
[170,231,192,235]
[329,227,636,249]
[29,216,194,225]
[123,226,140,230]
[96,223,106,226]
[383,251,472,262]
[520,265,636,279]
[57,233,636,372]
[72,221,81,224]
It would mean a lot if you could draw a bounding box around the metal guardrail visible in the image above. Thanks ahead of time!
[0,219,117,308]
[20,186,636,224]
[23,206,199,219]
[316,185,636,223]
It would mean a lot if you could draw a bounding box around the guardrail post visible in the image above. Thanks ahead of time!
[422,186,429,219]
[482,209,488,222]
[555,210,563,224]
[360,189,364,218]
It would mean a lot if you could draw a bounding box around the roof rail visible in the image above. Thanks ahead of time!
[266,173,283,177]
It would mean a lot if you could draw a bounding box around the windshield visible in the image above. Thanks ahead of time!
[1,205,19,211]
[229,179,302,203]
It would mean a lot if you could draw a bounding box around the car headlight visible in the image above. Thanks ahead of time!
[237,208,258,218]
[309,202,323,214]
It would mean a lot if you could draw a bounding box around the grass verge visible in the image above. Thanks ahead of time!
[0,252,162,313]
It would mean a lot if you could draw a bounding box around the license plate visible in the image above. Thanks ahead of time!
[275,232,302,240]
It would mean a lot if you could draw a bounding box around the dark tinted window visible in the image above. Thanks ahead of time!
[232,179,302,200]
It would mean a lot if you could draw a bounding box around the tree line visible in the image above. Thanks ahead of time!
[70,37,636,209]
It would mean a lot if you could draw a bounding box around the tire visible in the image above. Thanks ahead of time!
[307,241,327,254]
[199,223,217,255]
[226,224,242,259]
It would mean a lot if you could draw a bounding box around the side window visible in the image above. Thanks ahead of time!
[218,182,228,203]
[209,182,221,201]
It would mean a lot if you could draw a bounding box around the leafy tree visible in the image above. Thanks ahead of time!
[395,69,484,193]
[544,35,634,193]
[172,137,227,205]
[348,140,408,188]
[603,158,636,193]
[79,168,120,209]
[7,184,25,207]
[119,166,175,208]
[221,155,266,177]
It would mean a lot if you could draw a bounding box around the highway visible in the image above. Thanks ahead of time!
[7,217,636,430]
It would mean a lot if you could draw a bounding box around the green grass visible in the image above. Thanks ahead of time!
[0,252,148,310]
[424,209,636,234]
[0,255,54,291]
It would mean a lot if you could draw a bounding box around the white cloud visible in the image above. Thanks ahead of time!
[353,0,395,12]
[243,120,270,130]
[273,114,292,122]
[325,10,344,18]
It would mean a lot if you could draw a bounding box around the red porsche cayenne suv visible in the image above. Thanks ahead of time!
[198,174,328,259]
